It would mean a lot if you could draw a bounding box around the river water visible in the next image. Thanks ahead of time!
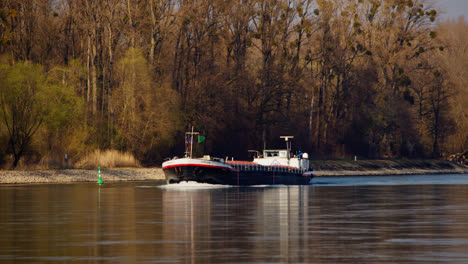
[2,174,468,263]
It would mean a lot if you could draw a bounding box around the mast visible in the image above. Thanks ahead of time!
[190,126,194,158]
[185,126,199,158]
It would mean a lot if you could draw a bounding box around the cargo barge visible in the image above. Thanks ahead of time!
[162,130,313,185]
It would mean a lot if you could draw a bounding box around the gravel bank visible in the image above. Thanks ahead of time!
[312,159,468,176]
[313,168,468,176]
[0,168,165,184]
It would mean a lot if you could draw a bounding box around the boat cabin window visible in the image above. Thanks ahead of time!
[264,150,288,158]
[264,150,279,157]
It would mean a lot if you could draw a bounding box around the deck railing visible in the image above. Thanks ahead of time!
[231,164,306,174]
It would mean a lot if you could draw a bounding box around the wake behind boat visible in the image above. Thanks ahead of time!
[162,129,314,185]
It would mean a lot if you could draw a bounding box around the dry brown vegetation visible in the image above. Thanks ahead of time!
[0,0,466,169]
[75,149,141,169]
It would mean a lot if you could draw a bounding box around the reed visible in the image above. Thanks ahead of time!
[75,149,141,169]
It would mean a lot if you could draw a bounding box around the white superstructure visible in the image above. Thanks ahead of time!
[253,136,309,171]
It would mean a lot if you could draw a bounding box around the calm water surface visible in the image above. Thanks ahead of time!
[2,174,468,263]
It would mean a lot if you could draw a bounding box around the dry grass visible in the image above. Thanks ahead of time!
[75,149,141,169]
[1,155,52,170]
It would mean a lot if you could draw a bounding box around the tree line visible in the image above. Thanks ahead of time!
[0,0,467,168]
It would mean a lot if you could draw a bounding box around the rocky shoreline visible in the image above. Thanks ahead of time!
[313,168,468,177]
[0,160,467,184]
[310,159,468,176]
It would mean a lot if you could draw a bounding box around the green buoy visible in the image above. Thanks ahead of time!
[97,166,104,184]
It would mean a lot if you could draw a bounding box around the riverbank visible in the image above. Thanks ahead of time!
[311,159,468,176]
[0,160,467,184]
[0,168,165,184]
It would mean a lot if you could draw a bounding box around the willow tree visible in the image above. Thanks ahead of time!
[42,61,86,164]
[0,62,44,167]
[113,48,181,163]
[0,60,82,168]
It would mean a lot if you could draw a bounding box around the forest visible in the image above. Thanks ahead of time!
[0,0,467,168]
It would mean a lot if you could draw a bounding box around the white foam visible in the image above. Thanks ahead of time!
[158,181,232,190]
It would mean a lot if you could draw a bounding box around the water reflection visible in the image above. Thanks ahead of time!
[159,182,468,263]
[1,176,468,263]
[161,186,311,263]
